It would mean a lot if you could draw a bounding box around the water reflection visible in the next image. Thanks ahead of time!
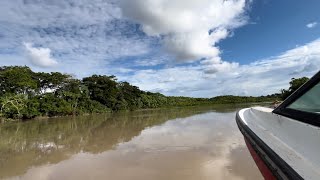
[0,105,262,180]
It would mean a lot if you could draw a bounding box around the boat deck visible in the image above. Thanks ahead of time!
[237,107,320,180]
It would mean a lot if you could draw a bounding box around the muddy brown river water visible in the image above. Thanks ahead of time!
[0,105,263,180]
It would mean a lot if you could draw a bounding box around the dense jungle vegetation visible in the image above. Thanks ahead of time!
[0,66,308,121]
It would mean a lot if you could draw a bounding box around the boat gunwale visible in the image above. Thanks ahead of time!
[236,110,303,180]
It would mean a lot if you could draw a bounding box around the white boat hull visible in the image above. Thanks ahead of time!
[236,107,320,180]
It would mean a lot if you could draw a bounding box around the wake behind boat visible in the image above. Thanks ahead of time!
[236,71,320,180]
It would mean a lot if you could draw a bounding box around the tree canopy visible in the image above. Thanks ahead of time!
[0,66,286,121]
[281,77,309,100]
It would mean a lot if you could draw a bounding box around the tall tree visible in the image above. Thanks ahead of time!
[117,81,142,110]
[82,75,119,109]
[281,77,309,100]
[0,66,37,95]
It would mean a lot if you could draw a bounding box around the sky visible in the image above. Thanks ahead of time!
[0,0,319,97]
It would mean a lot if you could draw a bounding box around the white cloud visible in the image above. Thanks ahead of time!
[306,22,317,28]
[124,39,320,97]
[134,54,170,67]
[201,57,239,74]
[0,0,152,74]
[0,0,244,76]
[0,0,121,27]
[1,0,319,97]
[24,42,58,68]
[120,0,247,72]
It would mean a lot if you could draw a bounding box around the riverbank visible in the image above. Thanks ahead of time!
[0,66,280,122]
[0,102,275,123]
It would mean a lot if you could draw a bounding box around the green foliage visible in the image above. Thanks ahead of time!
[0,66,112,120]
[0,65,282,121]
[83,75,119,109]
[117,82,143,110]
[0,66,37,95]
[33,71,71,94]
[38,93,73,117]
[79,99,111,113]
[281,77,309,100]
[21,97,41,119]
[210,95,276,104]
[0,94,27,119]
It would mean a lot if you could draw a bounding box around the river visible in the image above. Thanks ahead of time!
[0,104,263,180]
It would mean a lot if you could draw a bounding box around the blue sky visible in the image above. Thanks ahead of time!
[220,0,320,63]
[0,0,319,97]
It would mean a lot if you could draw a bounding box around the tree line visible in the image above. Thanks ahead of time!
[0,66,307,121]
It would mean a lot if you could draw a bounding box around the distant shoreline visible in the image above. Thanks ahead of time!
[4,66,305,123]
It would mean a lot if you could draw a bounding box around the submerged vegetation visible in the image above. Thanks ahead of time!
[1,66,302,121]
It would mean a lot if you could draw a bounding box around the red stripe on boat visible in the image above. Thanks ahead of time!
[245,138,276,180]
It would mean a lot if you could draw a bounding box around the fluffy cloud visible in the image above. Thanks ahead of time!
[124,39,320,97]
[24,43,58,68]
[1,0,246,75]
[201,57,239,74]
[0,0,152,74]
[120,0,247,72]
[306,22,317,28]
[1,0,319,97]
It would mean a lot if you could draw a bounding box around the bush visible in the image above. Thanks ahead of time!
[0,94,26,119]
[38,94,73,117]
[77,98,110,114]
[22,97,41,119]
